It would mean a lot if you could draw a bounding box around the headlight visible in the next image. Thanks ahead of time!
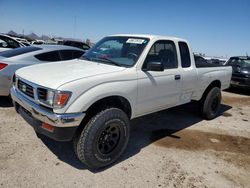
[241,70,250,75]
[47,90,55,106]
[38,88,71,109]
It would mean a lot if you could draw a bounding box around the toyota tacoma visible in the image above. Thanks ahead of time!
[11,34,232,169]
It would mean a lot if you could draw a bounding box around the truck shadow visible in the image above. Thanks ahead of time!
[0,97,13,107]
[39,102,231,172]
[224,87,250,96]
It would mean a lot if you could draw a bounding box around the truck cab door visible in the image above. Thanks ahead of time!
[178,41,197,104]
[136,40,182,116]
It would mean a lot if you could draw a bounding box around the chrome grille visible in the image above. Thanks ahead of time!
[17,80,34,99]
[37,88,47,101]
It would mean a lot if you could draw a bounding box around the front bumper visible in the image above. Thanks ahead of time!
[231,76,250,89]
[10,87,85,141]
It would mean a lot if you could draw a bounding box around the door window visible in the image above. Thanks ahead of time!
[59,50,85,60]
[179,42,191,68]
[143,40,178,69]
[73,50,85,58]
[59,50,73,60]
[35,51,61,61]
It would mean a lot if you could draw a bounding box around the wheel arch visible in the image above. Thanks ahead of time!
[84,95,132,119]
[73,95,132,133]
[200,80,221,101]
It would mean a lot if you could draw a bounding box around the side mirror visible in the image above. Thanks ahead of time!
[144,61,164,71]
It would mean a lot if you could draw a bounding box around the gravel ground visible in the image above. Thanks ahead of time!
[0,88,249,188]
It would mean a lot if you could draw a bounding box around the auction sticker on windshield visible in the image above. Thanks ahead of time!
[126,38,145,44]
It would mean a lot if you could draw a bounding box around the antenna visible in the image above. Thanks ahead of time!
[73,16,76,38]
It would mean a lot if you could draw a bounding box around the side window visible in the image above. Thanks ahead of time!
[60,50,85,60]
[59,50,73,60]
[82,44,90,50]
[0,36,20,48]
[0,38,8,48]
[73,50,85,58]
[63,41,71,46]
[144,40,178,69]
[179,42,191,68]
[72,42,81,49]
[226,58,236,66]
[35,51,61,62]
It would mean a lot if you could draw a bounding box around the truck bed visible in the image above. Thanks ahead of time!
[195,62,225,68]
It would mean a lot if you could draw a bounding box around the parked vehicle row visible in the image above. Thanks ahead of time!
[58,40,90,51]
[10,34,232,169]
[224,56,250,89]
[0,34,26,52]
[194,55,224,67]
[0,34,91,51]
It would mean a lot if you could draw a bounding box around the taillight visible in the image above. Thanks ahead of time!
[0,63,8,70]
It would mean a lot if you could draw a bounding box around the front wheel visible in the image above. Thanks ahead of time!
[74,108,130,169]
[201,87,221,120]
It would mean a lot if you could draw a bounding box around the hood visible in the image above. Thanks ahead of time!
[16,59,126,89]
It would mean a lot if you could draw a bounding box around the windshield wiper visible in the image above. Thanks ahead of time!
[97,57,121,66]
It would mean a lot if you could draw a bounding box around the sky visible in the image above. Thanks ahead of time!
[0,0,249,57]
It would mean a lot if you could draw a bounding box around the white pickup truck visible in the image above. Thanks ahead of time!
[11,34,232,169]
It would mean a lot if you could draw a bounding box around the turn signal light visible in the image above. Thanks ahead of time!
[0,63,8,70]
[54,92,71,108]
[42,123,55,132]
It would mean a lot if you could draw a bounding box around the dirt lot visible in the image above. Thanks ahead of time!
[0,88,249,188]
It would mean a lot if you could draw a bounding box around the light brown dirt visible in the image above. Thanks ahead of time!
[0,89,250,188]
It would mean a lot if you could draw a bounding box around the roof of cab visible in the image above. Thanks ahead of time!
[108,34,188,42]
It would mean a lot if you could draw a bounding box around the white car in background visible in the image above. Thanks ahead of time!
[0,34,25,52]
[13,37,30,46]
[31,40,45,45]
[0,45,85,96]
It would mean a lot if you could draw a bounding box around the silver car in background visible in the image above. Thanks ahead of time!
[0,45,85,96]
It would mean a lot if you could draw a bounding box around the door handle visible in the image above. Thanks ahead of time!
[175,75,181,80]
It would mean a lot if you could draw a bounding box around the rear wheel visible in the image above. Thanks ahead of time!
[201,87,221,120]
[74,108,130,169]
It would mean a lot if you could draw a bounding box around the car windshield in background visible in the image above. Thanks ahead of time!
[0,46,42,58]
[241,59,250,67]
[82,36,149,67]
[227,57,250,68]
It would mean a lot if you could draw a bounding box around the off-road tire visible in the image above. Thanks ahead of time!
[201,87,221,120]
[74,108,130,169]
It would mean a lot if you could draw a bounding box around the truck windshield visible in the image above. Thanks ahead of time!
[81,36,149,67]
